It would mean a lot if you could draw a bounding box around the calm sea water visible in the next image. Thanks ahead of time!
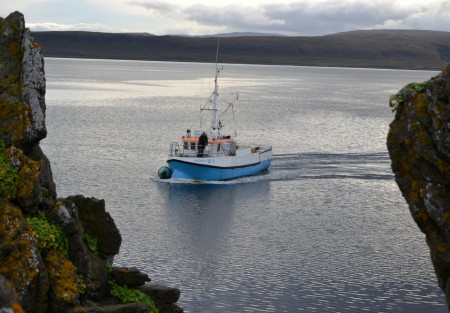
[41,58,446,313]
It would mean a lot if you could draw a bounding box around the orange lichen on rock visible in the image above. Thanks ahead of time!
[443,212,450,228]
[388,64,450,309]
[0,199,24,240]
[0,74,21,99]
[0,199,41,298]
[5,146,43,210]
[8,41,22,60]
[45,249,79,305]
[11,301,25,313]
[436,243,450,254]
[30,38,40,49]
[437,159,450,173]
[16,157,42,199]
[0,103,33,145]
[412,92,429,117]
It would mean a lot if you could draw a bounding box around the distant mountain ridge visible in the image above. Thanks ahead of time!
[197,32,287,37]
[32,29,450,70]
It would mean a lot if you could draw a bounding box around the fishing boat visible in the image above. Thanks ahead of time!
[158,50,272,181]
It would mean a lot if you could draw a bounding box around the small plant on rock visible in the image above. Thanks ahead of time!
[109,280,158,313]
[390,91,404,112]
[390,82,428,113]
[82,232,98,255]
[77,275,86,294]
[408,82,427,93]
[26,211,69,257]
[105,261,113,274]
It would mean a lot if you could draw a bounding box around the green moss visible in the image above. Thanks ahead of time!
[106,261,113,274]
[0,140,19,199]
[389,91,404,112]
[109,280,158,313]
[390,82,428,113]
[408,82,428,93]
[42,187,50,199]
[26,211,69,257]
[82,231,98,255]
[77,275,86,294]
[80,221,99,255]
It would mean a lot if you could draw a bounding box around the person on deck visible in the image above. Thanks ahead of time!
[198,132,208,157]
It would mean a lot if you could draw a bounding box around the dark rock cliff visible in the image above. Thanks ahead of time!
[387,64,450,310]
[0,11,182,313]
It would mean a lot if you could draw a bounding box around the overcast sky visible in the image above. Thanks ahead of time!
[2,0,450,36]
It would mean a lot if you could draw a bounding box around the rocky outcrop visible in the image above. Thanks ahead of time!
[111,267,150,288]
[387,64,450,310]
[0,11,46,152]
[0,11,182,313]
[138,285,182,313]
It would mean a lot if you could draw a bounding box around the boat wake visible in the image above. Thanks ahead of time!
[267,152,393,181]
[157,152,394,184]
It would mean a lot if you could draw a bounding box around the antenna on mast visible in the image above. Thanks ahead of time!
[215,37,220,65]
[211,37,221,131]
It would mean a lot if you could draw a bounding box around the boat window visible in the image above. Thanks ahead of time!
[184,142,188,149]
[191,143,196,150]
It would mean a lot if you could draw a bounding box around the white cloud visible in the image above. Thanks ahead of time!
[127,0,179,14]
[4,0,450,35]
[126,0,450,35]
[28,22,126,33]
[184,4,285,28]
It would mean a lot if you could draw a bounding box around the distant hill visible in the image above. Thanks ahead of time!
[32,29,450,70]
[198,32,286,37]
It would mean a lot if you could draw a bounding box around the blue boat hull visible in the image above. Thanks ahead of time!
[167,159,272,181]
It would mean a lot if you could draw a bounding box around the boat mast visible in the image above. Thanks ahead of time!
[212,38,220,131]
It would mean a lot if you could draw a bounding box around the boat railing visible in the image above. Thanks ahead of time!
[206,142,236,157]
[170,141,241,158]
[169,142,183,156]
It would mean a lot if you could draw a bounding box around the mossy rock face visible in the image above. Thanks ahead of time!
[28,145,57,208]
[6,146,43,213]
[0,11,46,150]
[0,198,49,313]
[387,63,450,309]
[0,145,54,216]
[0,12,23,105]
[0,11,181,313]
[0,102,33,149]
[45,249,80,312]
[48,197,116,300]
